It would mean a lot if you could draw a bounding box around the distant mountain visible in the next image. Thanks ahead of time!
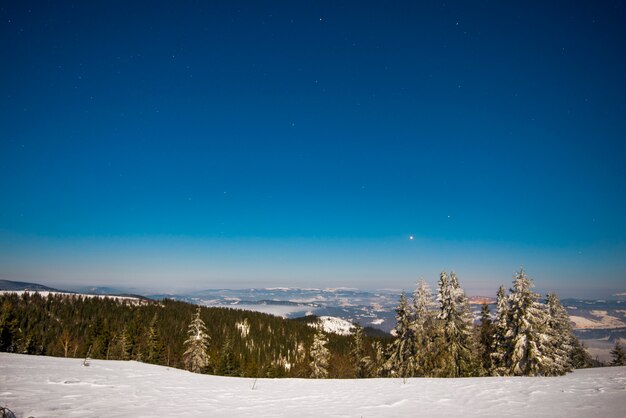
[0,279,58,292]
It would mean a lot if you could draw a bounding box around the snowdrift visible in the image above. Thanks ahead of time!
[0,353,624,417]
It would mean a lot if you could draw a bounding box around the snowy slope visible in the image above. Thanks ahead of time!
[307,316,355,335]
[1,354,625,418]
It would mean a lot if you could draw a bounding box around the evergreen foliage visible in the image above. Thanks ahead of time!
[310,328,330,378]
[610,341,625,366]
[505,270,547,376]
[183,307,211,373]
[385,292,419,377]
[478,304,494,374]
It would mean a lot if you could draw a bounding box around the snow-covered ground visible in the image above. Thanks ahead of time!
[0,290,146,304]
[1,354,625,417]
[308,316,355,335]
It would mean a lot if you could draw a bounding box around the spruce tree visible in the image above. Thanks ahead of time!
[350,324,367,378]
[412,278,434,375]
[505,269,547,376]
[385,292,419,377]
[610,341,625,366]
[478,304,494,374]
[490,285,509,375]
[310,328,330,378]
[543,293,573,375]
[436,272,474,377]
[364,340,385,377]
[183,307,211,373]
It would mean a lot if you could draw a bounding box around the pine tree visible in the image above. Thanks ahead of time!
[610,341,625,366]
[183,307,211,373]
[490,285,509,375]
[350,324,367,378]
[310,328,330,378]
[436,272,474,377]
[478,304,494,374]
[385,292,419,377]
[505,269,547,376]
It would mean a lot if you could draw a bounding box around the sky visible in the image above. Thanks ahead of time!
[1,1,625,297]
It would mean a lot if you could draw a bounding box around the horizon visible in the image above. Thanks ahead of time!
[1,1,625,299]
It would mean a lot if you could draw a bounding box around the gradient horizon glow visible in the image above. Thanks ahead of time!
[1,1,625,298]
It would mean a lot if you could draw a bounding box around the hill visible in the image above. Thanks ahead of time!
[0,279,58,292]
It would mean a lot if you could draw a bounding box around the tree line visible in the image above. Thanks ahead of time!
[1,269,616,379]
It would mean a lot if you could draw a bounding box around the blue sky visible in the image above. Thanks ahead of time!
[1,1,625,297]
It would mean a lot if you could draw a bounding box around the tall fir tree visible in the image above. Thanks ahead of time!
[385,292,419,377]
[183,307,211,373]
[350,324,367,378]
[310,328,330,378]
[478,304,494,374]
[505,269,547,376]
[412,278,435,375]
[436,272,474,377]
[543,293,574,375]
[490,285,509,375]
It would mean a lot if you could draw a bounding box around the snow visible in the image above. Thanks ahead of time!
[1,354,625,418]
[0,290,146,304]
[308,316,355,335]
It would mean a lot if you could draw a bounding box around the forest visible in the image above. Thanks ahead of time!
[0,270,601,378]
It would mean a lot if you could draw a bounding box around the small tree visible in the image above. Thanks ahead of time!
[610,341,625,366]
[183,307,211,373]
[310,328,330,378]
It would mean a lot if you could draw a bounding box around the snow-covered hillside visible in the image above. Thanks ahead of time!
[307,316,355,335]
[1,354,624,417]
[0,290,147,305]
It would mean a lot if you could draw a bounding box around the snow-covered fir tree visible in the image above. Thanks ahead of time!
[610,341,625,366]
[505,269,547,376]
[183,307,211,373]
[385,291,419,377]
[490,285,509,375]
[543,293,574,375]
[412,278,435,375]
[309,328,330,378]
[436,272,474,377]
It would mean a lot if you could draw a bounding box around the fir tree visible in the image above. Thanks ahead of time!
[218,337,239,376]
[412,278,435,375]
[436,272,474,377]
[478,304,494,374]
[490,285,509,375]
[350,324,367,378]
[310,328,330,378]
[385,292,419,377]
[145,313,165,364]
[610,341,625,366]
[505,269,547,376]
[543,293,573,375]
[364,340,386,377]
[183,307,211,373]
